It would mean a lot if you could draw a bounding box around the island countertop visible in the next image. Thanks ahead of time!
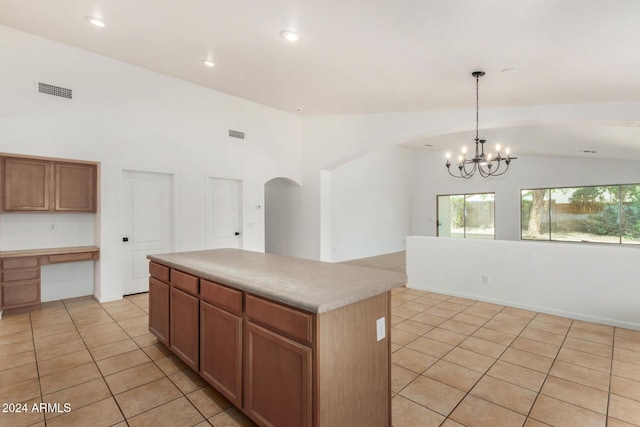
[148,248,407,313]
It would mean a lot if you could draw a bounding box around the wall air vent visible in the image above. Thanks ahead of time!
[37,82,73,99]
[229,130,245,140]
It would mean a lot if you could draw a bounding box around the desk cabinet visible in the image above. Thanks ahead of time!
[0,247,100,313]
[1,256,40,309]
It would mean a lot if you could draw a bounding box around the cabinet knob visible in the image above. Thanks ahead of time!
[122,237,129,242]
[235,232,240,236]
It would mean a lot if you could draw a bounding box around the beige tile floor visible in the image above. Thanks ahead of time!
[0,287,639,427]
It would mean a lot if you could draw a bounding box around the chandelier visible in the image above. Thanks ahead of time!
[446,71,516,178]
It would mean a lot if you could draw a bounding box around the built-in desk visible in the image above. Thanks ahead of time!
[0,246,100,314]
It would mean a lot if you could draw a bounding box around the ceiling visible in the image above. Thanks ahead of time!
[1,0,640,159]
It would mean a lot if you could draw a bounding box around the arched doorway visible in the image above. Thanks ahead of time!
[264,177,302,256]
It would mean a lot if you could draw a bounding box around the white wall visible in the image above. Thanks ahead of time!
[411,151,640,240]
[329,146,413,261]
[0,213,94,250]
[407,236,640,330]
[0,25,302,302]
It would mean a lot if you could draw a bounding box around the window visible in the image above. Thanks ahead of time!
[521,184,640,245]
[437,193,495,239]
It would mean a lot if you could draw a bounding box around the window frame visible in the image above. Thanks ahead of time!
[520,183,640,246]
[436,192,496,240]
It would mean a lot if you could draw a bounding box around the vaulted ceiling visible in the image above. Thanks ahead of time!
[2,0,640,159]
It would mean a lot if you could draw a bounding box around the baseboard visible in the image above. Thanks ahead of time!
[407,284,640,332]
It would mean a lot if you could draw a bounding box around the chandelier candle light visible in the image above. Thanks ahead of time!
[446,71,516,178]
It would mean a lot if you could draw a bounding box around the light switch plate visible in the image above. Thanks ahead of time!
[376,317,386,341]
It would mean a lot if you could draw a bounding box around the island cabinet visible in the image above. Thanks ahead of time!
[170,269,200,371]
[244,295,313,427]
[200,279,243,407]
[148,249,406,427]
[148,262,170,347]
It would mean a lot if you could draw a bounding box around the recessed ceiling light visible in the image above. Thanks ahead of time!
[501,68,518,74]
[85,16,108,28]
[202,59,215,68]
[281,30,302,42]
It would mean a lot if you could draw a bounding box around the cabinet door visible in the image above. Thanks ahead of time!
[149,278,170,347]
[245,322,312,427]
[200,301,242,406]
[3,158,51,211]
[54,163,97,212]
[170,287,199,371]
[1,281,40,309]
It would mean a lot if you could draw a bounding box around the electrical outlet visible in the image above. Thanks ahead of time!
[482,274,491,285]
[376,317,386,341]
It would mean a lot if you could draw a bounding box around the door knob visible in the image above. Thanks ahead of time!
[234,232,240,236]
[122,237,129,242]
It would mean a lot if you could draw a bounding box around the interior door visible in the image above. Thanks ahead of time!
[122,170,173,295]
[207,177,242,249]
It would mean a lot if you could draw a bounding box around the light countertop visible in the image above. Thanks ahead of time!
[148,249,407,313]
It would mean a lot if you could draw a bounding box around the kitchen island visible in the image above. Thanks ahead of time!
[148,249,406,427]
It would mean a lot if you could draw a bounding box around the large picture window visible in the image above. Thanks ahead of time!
[521,184,640,245]
[437,193,495,239]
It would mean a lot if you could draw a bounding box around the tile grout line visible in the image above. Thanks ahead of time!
[102,295,217,426]
[62,297,130,427]
[522,317,574,425]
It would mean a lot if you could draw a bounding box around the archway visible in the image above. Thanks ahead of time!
[264,177,302,256]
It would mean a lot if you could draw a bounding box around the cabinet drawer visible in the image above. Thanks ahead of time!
[2,257,39,269]
[201,280,242,315]
[46,252,95,264]
[171,269,199,296]
[2,268,39,282]
[2,281,40,308]
[149,262,170,283]
[245,294,313,345]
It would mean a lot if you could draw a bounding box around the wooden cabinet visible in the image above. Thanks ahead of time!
[3,158,51,211]
[54,163,96,212]
[200,301,243,406]
[149,262,171,346]
[1,256,41,310]
[148,258,392,427]
[149,277,170,346]
[170,269,200,371]
[1,156,97,212]
[245,321,312,427]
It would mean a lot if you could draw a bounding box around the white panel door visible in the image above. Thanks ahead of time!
[122,170,173,295]
[207,177,242,249]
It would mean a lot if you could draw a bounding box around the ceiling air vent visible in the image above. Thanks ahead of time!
[229,129,245,139]
[37,82,73,100]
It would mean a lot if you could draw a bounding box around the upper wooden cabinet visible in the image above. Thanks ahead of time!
[1,156,97,213]
[55,163,96,212]
[3,158,51,211]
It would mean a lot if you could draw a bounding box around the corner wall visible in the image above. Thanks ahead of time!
[329,146,413,261]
